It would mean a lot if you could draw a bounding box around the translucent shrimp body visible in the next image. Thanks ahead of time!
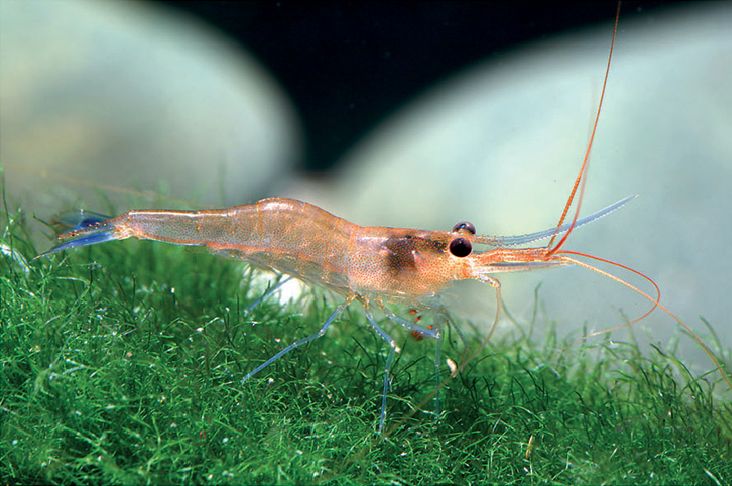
[43,195,634,431]
[45,196,631,302]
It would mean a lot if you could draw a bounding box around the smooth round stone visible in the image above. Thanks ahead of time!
[288,4,732,358]
[1,0,299,213]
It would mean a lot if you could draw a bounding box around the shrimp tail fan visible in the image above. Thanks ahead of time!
[39,210,117,257]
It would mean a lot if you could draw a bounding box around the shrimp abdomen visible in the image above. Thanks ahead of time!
[42,198,357,292]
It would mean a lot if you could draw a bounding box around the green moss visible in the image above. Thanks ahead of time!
[1,206,731,484]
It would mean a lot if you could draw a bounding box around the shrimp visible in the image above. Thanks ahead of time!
[41,195,633,427]
[39,3,731,432]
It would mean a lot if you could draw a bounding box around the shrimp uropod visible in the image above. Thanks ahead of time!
[40,4,731,432]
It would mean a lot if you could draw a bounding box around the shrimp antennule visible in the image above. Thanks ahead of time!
[474,195,635,247]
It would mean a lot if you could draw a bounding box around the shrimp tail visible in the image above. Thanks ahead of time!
[51,209,112,232]
[39,210,119,257]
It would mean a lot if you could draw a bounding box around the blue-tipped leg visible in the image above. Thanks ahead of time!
[245,276,293,314]
[364,310,399,434]
[240,301,347,383]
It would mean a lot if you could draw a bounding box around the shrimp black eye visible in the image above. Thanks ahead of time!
[449,238,472,257]
[452,221,476,235]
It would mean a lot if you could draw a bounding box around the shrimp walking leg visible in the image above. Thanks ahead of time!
[364,310,399,433]
[381,307,439,339]
[432,321,443,418]
[245,275,293,313]
[431,305,470,349]
[380,347,396,433]
[479,276,503,343]
[382,305,445,419]
[240,300,349,383]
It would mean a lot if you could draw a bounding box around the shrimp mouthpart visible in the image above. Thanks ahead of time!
[469,247,570,281]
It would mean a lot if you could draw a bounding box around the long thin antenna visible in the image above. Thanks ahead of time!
[546,2,622,254]
[559,252,732,392]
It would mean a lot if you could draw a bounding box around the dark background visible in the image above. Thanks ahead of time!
[153,1,681,174]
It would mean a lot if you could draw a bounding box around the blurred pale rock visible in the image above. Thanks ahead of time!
[1,0,299,212]
[288,4,732,355]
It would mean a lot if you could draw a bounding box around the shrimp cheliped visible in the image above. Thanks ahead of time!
[41,4,730,432]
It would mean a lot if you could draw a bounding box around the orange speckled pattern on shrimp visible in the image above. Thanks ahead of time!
[349,227,480,300]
